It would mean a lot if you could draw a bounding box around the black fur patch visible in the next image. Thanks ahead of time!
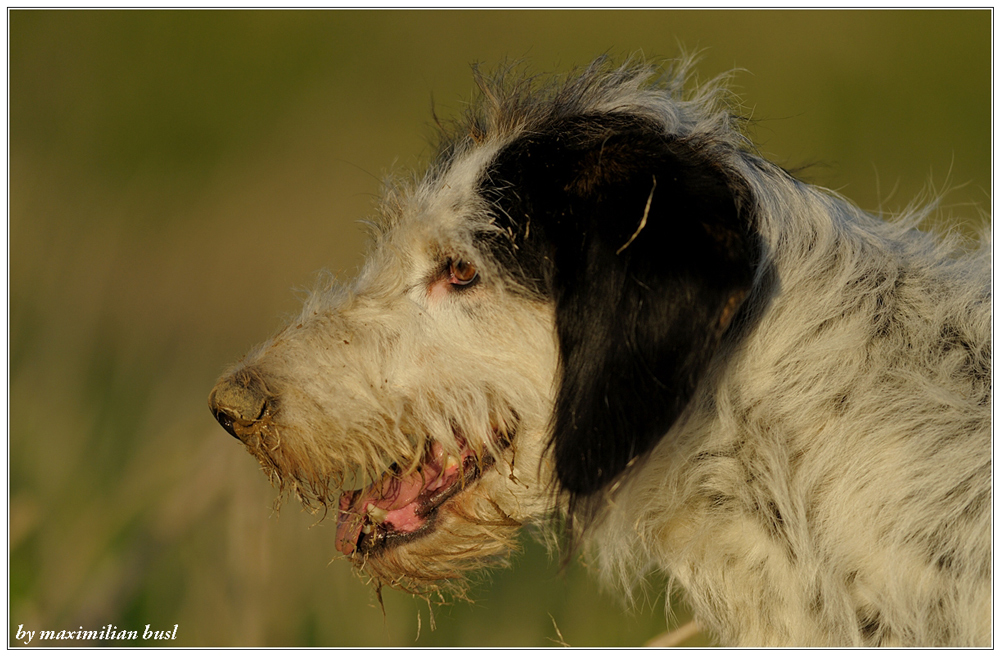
[479,112,758,500]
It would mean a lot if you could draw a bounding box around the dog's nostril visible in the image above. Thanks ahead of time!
[212,407,241,440]
[208,375,270,441]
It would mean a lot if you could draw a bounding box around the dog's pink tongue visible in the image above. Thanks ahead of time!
[335,443,460,556]
[335,496,366,556]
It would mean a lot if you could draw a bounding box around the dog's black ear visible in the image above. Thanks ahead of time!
[484,114,757,499]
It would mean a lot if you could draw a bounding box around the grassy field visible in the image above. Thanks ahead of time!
[9,10,990,647]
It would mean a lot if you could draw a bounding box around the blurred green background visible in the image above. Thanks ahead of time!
[9,10,990,647]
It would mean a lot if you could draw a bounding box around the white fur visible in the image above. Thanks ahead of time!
[210,59,991,646]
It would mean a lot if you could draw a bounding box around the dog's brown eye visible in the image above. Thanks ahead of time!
[449,258,478,286]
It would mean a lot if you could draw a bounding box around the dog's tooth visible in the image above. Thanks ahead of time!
[367,506,388,523]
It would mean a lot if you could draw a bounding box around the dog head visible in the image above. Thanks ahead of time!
[208,59,758,595]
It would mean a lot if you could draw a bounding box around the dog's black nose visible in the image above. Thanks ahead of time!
[208,370,272,441]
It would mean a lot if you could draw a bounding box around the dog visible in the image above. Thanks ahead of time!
[208,58,991,646]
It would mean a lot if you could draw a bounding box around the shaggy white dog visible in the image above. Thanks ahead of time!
[209,59,991,646]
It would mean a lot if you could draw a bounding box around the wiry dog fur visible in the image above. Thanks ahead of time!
[209,58,992,646]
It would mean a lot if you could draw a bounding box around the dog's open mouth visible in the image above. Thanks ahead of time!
[335,438,495,557]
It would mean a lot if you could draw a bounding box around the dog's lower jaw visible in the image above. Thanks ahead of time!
[336,427,558,598]
[334,443,496,557]
[344,469,529,598]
